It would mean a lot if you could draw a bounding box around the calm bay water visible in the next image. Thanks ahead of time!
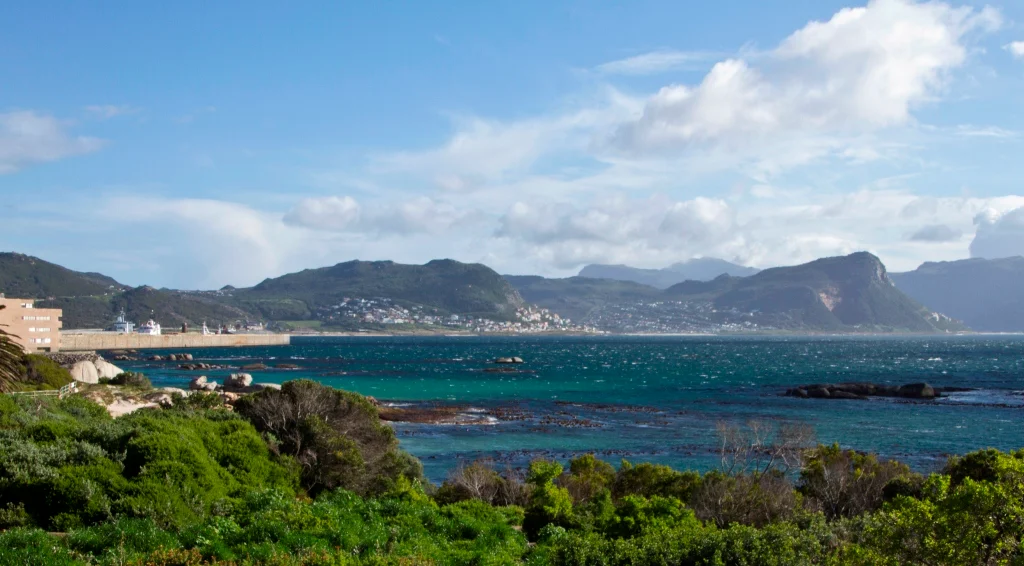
[123,335,1024,481]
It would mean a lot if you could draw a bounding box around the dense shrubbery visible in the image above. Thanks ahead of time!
[17,354,75,391]
[0,382,1022,565]
[103,371,152,388]
[234,380,422,496]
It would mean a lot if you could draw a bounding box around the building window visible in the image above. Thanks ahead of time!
[28,328,36,332]
[43,338,51,344]
[37,328,49,332]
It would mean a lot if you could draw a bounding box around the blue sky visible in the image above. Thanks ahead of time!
[3,0,1024,289]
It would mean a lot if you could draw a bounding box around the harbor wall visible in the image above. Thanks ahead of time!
[61,332,290,351]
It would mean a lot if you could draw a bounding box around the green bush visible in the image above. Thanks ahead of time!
[234,379,423,496]
[3,381,1024,566]
[0,528,81,566]
[0,397,298,530]
[110,371,151,388]
[15,354,73,391]
[612,460,701,502]
[799,444,917,519]
[523,460,575,540]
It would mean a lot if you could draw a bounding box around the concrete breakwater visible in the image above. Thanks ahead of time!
[61,332,290,351]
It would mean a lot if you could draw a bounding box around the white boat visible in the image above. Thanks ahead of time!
[137,319,161,335]
[111,310,135,334]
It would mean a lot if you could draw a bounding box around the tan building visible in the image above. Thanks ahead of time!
[0,297,63,352]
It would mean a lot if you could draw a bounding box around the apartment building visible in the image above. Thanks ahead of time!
[0,297,63,352]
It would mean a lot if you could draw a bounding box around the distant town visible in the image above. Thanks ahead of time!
[303,297,597,334]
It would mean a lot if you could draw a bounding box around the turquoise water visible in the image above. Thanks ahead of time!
[123,335,1024,481]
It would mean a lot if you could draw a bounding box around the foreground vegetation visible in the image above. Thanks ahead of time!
[0,379,1021,565]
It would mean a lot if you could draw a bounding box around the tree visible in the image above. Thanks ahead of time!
[0,305,25,393]
[799,444,917,519]
[523,460,575,540]
[233,379,422,496]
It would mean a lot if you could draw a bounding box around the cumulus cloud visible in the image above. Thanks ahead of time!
[284,196,362,231]
[105,197,303,289]
[970,207,1024,259]
[284,195,472,235]
[909,224,962,242]
[1007,41,1024,58]
[372,93,641,192]
[613,0,998,162]
[496,196,742,268]
[0,111,104,174]
[596,50,717,75]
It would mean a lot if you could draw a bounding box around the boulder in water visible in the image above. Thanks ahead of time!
[224,373,253,388]
[898,383,936,399]
[189,375,218,391]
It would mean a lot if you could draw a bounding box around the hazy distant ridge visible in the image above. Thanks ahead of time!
[891,257,1024,332]
[579,258,760,289]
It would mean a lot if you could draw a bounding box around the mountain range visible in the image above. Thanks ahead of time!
[511,252,962,333]
[890,257,1024,332]
[578,258,760,289]
[0,253,523,330]
[3,250,1021,333]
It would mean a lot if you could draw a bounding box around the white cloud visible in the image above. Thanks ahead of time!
[613,0,999,164]
[0,111,104,174]
[596,50,717,75]
[84,105,139,119]
[284,196,362,231]
[1006,41,1024,58]
[954,125,1017,138]
[104,197,303,288]
[970,207,1024,259]
[375,98,639,191]
[494,189,1024,272]
[909,224,962,242]
[284,195,473,236]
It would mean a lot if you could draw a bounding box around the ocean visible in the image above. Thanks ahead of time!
[122,335,1024,482]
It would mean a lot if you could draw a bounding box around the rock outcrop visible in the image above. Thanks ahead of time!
[785,382,948,401]
[189,376,218,392]
[224,373,253,389]
[58,354,124,384]
[70,360,100,384]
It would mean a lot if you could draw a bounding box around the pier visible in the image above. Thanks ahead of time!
[60,332,290,351]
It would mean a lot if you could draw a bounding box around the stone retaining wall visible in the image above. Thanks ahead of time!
[61,333,290,351]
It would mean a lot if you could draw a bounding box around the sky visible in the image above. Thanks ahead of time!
[3,0,1024,289]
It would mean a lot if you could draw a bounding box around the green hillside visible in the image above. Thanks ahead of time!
[37,287,262,329]
[238,259,525,321]
[0,252,126,298]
